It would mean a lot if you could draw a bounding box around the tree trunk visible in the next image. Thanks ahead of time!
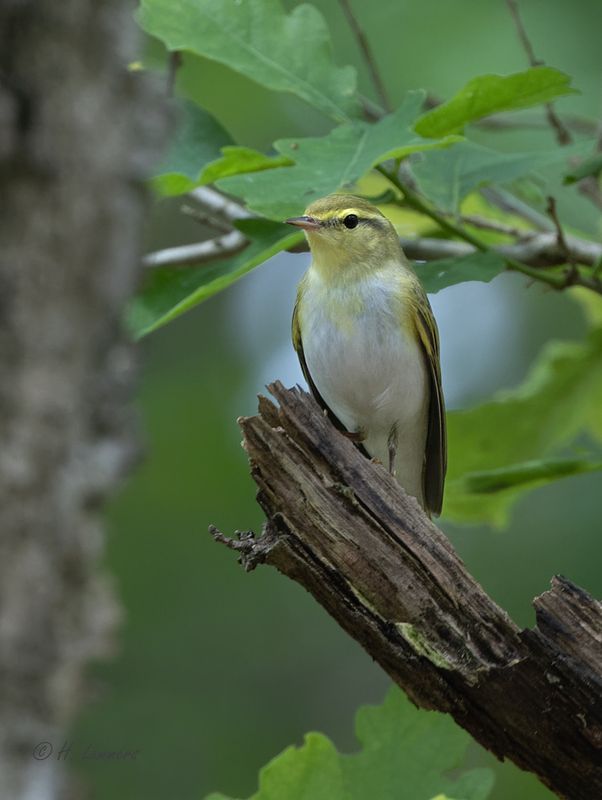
[212,382,602,800]
[0,2,162,797]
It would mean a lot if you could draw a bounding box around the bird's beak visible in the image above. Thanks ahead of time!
[285,215,321,231]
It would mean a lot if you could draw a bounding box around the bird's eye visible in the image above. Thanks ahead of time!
[343,214,359,229]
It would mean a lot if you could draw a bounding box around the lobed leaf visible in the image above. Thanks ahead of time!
[415,67,577,138]
[128,220,302,338]
[204,687,494,800]
[137,0,359,122]
[151,101,291,197]
[410,140,591,214]
[444,327,602,526]
[218,91,459,220]
[413,143,530,214]
[151,101,232,196]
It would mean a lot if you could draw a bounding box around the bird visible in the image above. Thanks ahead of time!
[286,193,446,516]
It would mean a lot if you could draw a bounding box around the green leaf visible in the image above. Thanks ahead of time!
[415,67,577,137]
[444,328,602,526]
[570,287,602,329]
[413,139,596,214]
[201,147,292,183]
[127,219,302,338]
[413,142,552,214]
[154,143,291,197]
[204,687,494,800]
[342,688,493,800]
[417,251,507,293]
[414,143,531,213]
[137,0,359,122]
[218,92,459,220]
[151,101,291,197]
[151,101,233,196]
[462,456,602,493]
[564,152,602,184]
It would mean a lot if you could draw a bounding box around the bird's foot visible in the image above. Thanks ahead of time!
[387,425,398,475]
[342,428,366,443]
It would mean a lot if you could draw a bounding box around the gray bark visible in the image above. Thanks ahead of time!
[0,2,163,797]
[212,382,602,800]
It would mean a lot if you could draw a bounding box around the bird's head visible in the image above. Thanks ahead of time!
[286,194,402,280]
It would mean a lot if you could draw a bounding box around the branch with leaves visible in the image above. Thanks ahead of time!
[136,5,602,299]
[144,185,602,268]
[143,183,602,296]
[130,0,602,519]
[127,0,602,536]
[135,0,602,300]
[143,214,602,271]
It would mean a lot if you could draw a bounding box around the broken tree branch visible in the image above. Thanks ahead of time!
[211,383,602,800]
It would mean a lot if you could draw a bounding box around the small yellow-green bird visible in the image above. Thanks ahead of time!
[287,194,446,516]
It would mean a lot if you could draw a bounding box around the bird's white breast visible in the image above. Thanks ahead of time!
[299,264,429,502]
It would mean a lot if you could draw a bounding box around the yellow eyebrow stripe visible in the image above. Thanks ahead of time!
[313,208,384,221]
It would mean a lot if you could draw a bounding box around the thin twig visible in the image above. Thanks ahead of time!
[142,230,247,269]
[481,187,553,232]
[477,112,598,136]
[505,0,540,65]
[188,187,254,222]
[401,234,602,267]
[448,213,533,239]
[142,232,602,271]
[144,186,602,293]
[166,51,182,97]
[338,0,391,112]
[506,2,602,211]
[546,195,579,284]
[546,197,576,263]
[505,0,572,146]
[180,204,233,233]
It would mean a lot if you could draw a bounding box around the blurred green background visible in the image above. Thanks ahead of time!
[73,1,601,798]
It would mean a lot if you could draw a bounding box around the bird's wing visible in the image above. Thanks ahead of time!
[411,285,447,516]
[292,290,350,436]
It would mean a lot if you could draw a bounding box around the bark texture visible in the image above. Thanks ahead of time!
[212,382,602,800]
[0,2,162,797]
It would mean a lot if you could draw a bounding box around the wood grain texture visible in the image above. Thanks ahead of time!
[213,382,602,800]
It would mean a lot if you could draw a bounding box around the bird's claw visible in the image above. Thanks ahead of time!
[342,429,366,443]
